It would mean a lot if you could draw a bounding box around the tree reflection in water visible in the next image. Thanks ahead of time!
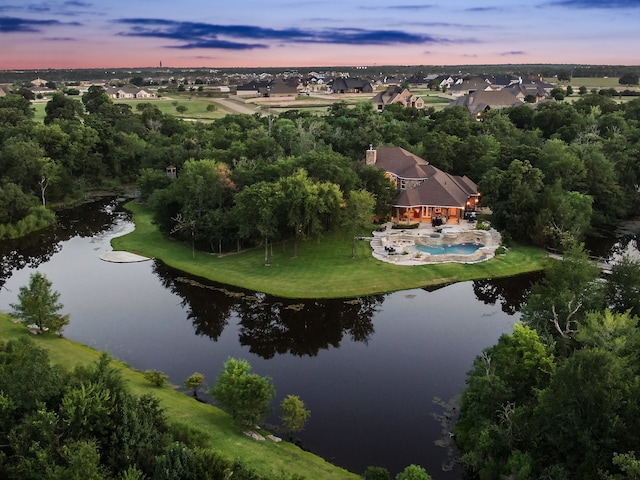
[152,261,384,358]
[472,272,543,315]
[0,198,127,291]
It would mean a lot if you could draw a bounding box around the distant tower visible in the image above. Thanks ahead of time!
[166,164,176,180]
[160,60,163,68]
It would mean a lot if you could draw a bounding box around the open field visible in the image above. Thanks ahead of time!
[569,77,638,89]
[111,202,548,299]
[0,313,360,480]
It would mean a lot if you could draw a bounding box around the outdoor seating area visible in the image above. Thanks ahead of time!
[369,221,502,266]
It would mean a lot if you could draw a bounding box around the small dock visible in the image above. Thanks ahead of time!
[99,251,152,263]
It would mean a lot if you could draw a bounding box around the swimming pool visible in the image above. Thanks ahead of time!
[415,242,484,255]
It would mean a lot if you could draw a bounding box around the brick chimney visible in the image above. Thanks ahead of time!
[365,145,377,166]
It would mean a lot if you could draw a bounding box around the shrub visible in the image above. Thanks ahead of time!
[143,369,168,387]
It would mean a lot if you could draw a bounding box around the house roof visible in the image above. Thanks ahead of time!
[447,89,523,115]
[372,147,478,208]
[374,146,438,179]
[395,173,476,208]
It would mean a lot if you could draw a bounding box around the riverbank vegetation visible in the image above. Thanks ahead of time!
[455,247,640,478]
[0,313,359,480]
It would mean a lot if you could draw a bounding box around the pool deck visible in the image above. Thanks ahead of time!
[369,221,502,266]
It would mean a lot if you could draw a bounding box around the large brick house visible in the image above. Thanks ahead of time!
[366,146,479,224]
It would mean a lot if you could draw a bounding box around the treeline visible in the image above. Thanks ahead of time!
[2,85,640,251]
[0,338,304,480]
[455,247,640,478]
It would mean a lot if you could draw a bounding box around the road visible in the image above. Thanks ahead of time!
[212,97,261,115]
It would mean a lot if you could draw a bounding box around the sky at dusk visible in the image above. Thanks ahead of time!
[1,0,639,70]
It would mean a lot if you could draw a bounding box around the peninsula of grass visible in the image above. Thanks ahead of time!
[0,314,359,480]
[112,202,548,299]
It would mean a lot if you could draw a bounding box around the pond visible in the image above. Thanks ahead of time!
[0,199,561,478]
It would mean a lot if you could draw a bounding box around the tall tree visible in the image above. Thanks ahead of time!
[344,189,375,258]
[10,272,70,334]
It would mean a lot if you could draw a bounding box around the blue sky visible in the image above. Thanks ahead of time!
[1,0,639,69]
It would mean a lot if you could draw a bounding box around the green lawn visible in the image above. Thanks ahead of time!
[112,202,548,299]
[115,96,226,120]
[0,314,359,480]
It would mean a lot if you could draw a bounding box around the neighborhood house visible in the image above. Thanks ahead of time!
[366,146,480,224]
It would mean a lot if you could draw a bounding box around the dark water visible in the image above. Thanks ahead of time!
[0,199,551,478]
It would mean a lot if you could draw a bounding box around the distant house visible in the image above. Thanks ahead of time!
[448,76,493,98]
[447,89,524,119]
[236,80,270,97]
[504,82,549,103]
[267,78,299,98]
[365,146,479,223]
[235,79,299,98]
[371,86,425,111]
[330,77,373,94]
[104,85,156,99]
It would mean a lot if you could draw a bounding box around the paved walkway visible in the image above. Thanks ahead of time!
[99,251,152,263]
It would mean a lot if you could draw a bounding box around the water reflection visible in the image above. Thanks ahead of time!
[152,262,383,358]
[473,273,542,315]
[0,197,127,290]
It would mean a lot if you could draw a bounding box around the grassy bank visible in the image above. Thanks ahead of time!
[111,202,548,299]
[0,314,359,480]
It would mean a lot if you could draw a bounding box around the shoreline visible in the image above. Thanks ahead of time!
[111,202,548,299]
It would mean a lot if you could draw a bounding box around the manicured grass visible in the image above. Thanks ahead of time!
[115,97,226,121]
[0,314,360,480]
[112,202,548,299]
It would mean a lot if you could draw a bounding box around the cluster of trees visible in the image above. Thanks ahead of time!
[454,248,640,478]
[0,338,311,480]
[144,96,640,253]
[3,83,640,252]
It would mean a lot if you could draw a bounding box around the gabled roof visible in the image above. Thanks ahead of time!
[374,146,438,179]
[372,147,478,208]
[447,89,523,115]
[395,173,476,208]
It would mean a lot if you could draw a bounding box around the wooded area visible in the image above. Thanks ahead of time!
[2,85,640,253]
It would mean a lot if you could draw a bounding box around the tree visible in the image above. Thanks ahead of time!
[183,372,205,398]
[619,72,639,86]
[395,464,432,480]
[44,92,83,125]
[566,85,574,96]
[521,244,601,346]
[10,272,69,334]
[175,105,188,115]
[209,358,275,426]
[364,466,391,480]
[343,189,375,258]
[143,369,168,387]
[280,394,311,435]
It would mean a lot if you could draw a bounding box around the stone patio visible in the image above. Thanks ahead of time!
[369,221,502,266]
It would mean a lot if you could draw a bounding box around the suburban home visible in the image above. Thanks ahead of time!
[330,77,373,94]
[236,79,299,98]
[504,82,550,103]
[365,146,480,224]
[103,85,156,99]
[448,76,494,98]
[447,89,524,119]
[371,86,425,111]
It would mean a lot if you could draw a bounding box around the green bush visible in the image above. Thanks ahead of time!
[144,369,168,387]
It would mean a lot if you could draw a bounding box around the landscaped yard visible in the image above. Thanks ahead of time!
[111,202,548,299]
